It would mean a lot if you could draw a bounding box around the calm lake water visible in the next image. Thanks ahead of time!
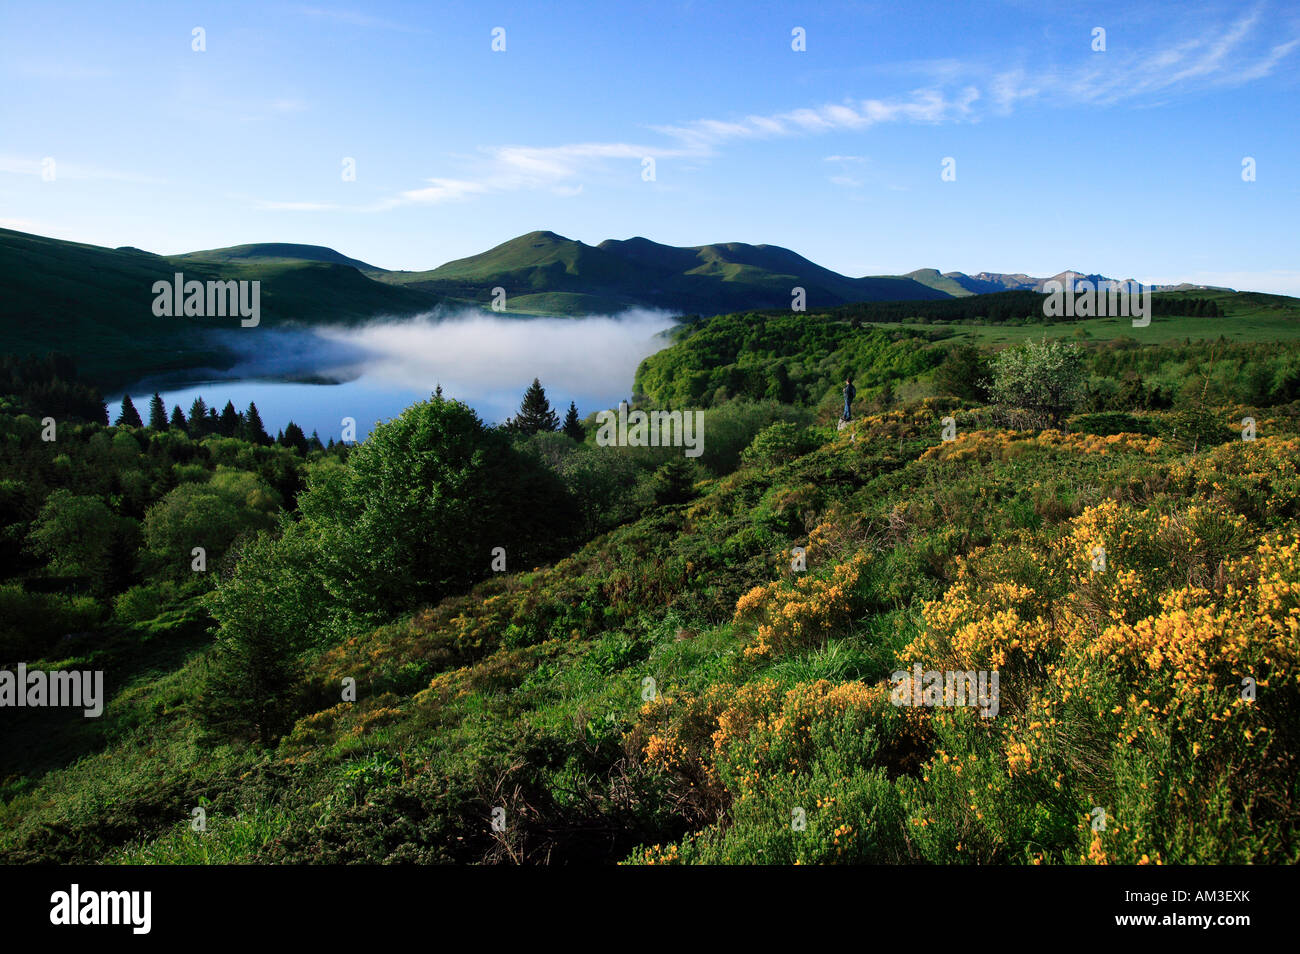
[111,311,678,441]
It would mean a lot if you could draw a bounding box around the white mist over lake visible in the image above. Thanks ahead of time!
[124,309,678,441]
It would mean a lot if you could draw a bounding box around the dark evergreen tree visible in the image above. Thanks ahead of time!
[196,536,307,745]
[115,394,143,427]
[169,405,187,431]
[188,397,210,436]
[148,392,168,430]
[651,457,698,506]
[765,362,796,403]
[308,430,324,451]
[280,421,309,454]
[509,378,560,434]
[243,401,270,445]
[562,401,585,441]
[218,400,241,437]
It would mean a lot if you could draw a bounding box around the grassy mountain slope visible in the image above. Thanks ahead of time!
[901,268,979,297]
[4,304,1300,866]
[380,230,952,314]
[174,242,382,272]
[0,229,439,388]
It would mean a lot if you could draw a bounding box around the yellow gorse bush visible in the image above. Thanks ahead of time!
[919,428,1164,466]
[732,552,870,658]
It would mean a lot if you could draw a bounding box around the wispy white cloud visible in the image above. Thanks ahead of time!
[991,7,1297,107]
[258,7,1298,214]
[393,177,491,205]
[342,88,975,212]
[352,144,672,211]
[652,87,981,152]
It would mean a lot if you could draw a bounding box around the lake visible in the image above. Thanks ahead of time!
[110,310,678,441]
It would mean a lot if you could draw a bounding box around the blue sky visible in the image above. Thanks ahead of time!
[2,0,1298,292]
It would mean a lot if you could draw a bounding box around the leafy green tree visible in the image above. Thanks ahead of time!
[741,421,810,468]
[147,393,168,430]
[198,531,319,744]
[764,362,796,403]
[508,378,560,434]
[294,394,577,622]
[934,345,991,402]
[562,401,585,442]
[115,394,143,427]
[0,585,103,662]
[140,468,280,579]
[27,490,135,593]
[988,338,1086,429]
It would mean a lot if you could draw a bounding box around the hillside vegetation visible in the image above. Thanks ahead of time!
[0,229,437,388]
[2,301,1299,865]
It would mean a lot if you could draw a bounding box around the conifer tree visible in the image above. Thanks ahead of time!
[280,421,309,454]
[510,378,560,434]
[170,405,187,431]
[243,402,270,445]
[115,394,143,427]
[188,397,210,436]
[218,400,241,437]
[148,392,168,430]
[562,401,585,441]
[651,457,697,506]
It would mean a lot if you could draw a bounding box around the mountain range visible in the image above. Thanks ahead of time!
[0,225,1232,387]
[900,267,1227,298]
[173,230,1226,308]
[174,230,1224,311]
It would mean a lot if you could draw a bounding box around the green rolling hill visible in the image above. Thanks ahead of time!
[173,242,382,272]
[379,230,952,313]
[0,229,439,388]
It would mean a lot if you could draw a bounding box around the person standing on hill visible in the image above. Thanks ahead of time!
[841,377,856,422]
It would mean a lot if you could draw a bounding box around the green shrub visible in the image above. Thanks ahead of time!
[0,585,104,662]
